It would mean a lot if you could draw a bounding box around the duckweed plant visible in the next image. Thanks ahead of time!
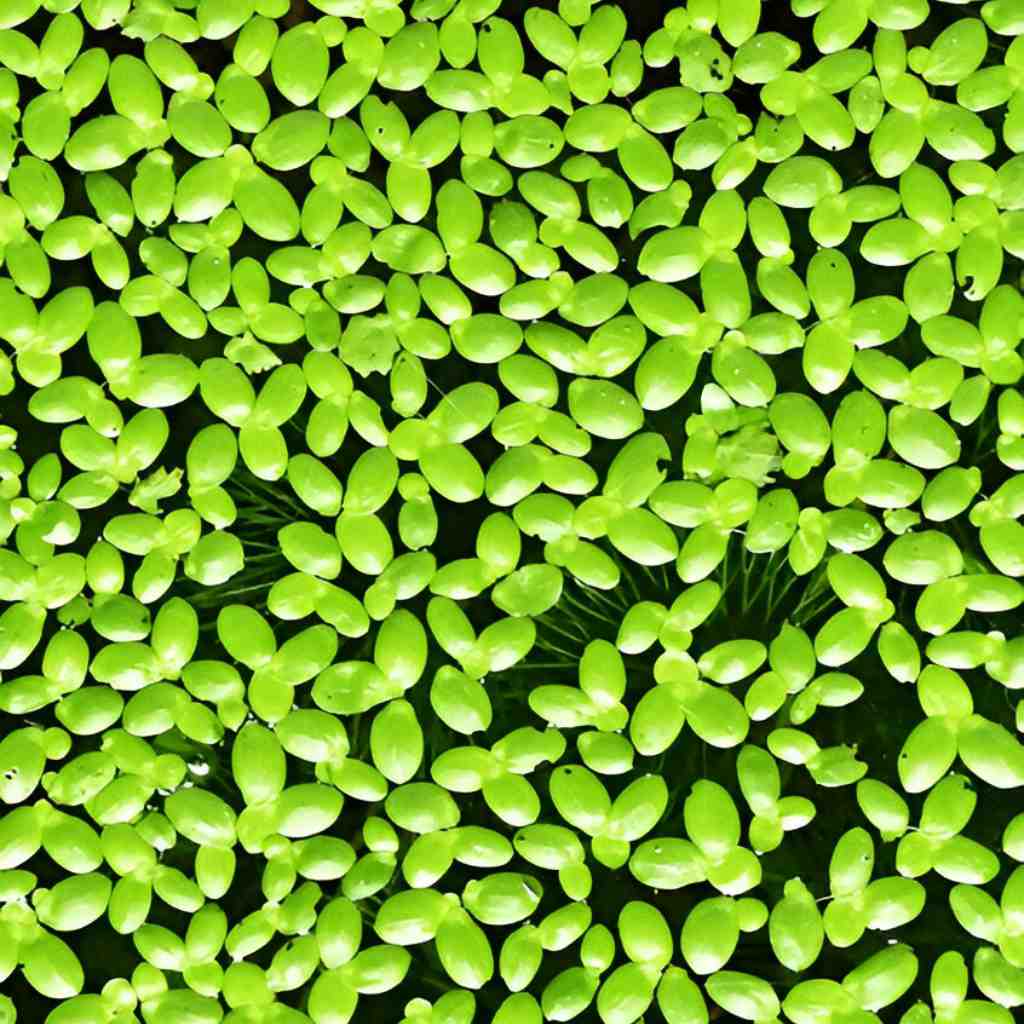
[4,0,1024,1022]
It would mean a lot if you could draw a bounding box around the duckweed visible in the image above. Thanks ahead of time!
[1,2,1024,1023]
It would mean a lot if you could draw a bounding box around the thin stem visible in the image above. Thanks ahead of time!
[190,579,276,607]
[790,565,829,618]
[719,538,731,602]
[512,662,578,670]
[536,639,580,660]
[641,564,661,591]
[561,601,589,632]
[231,478,269,504]
[538,614,586,643]
[793,590,837,627]
[560,590,619,626]
[235,475,305,516]
[234,513,287,528]
[578,583,625,613]
[767,571,801,619]
[420,970,456,992]
[746,550,780,607]
[619,559,645,604]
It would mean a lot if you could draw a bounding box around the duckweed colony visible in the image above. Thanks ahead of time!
[7,0,1024,1022]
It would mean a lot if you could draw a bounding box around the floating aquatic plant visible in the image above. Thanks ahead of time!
[1,1,1024,1023]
